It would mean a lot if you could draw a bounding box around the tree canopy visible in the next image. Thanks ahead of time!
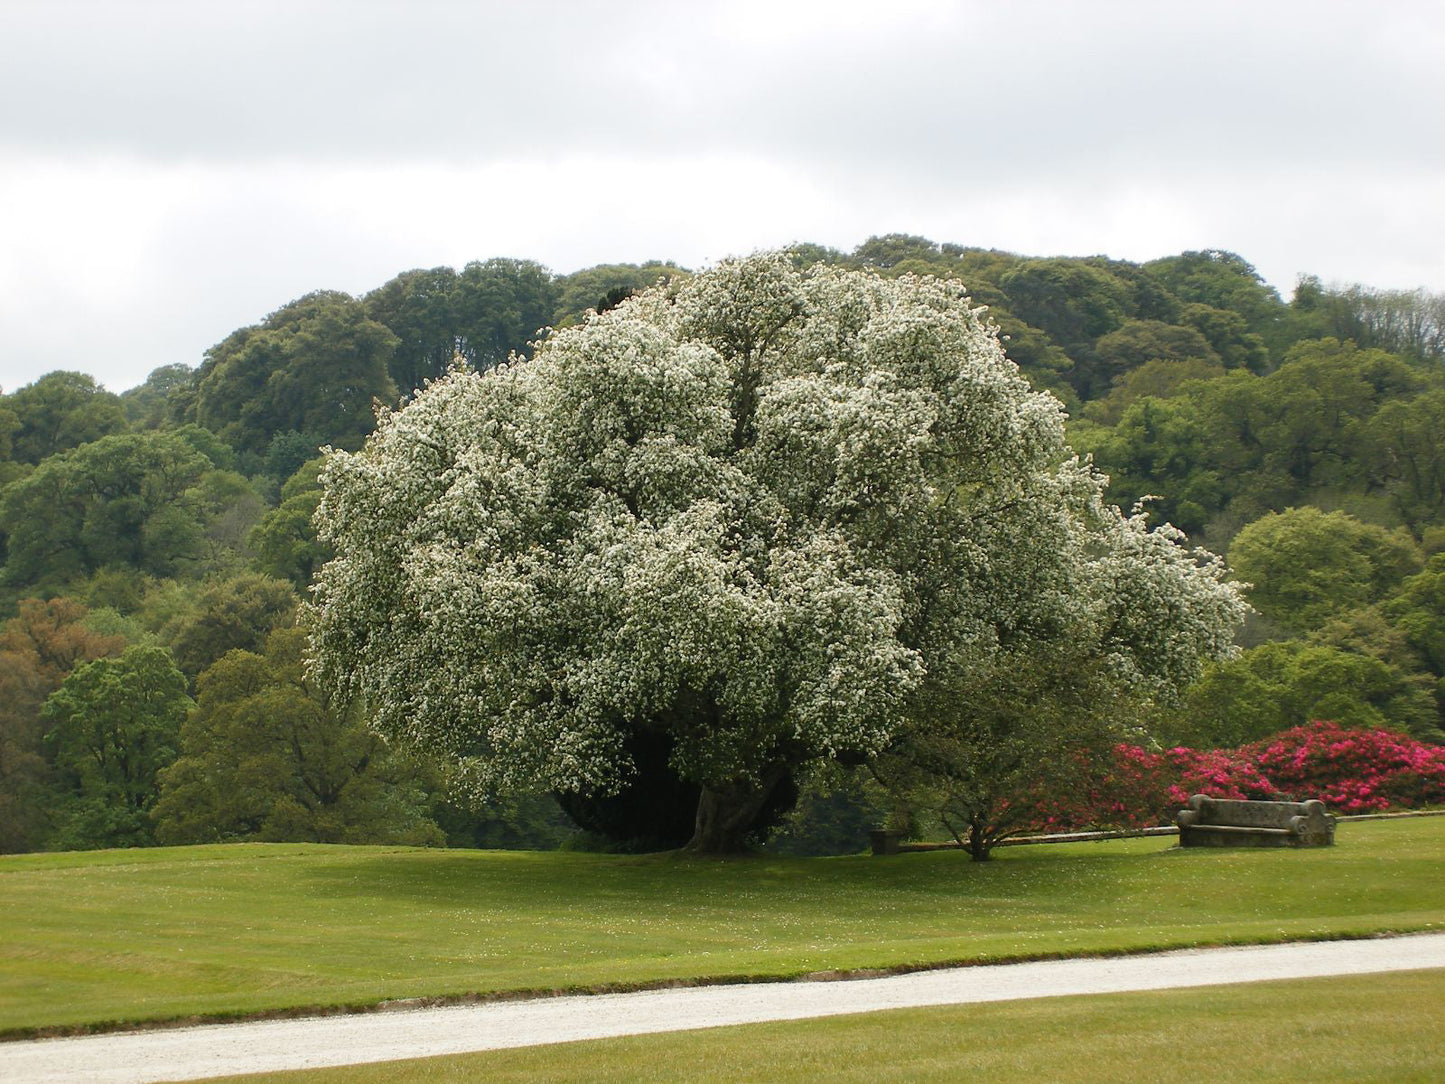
[310,253,1246,853]
[2,371,127,466]
[189,291,399,455]
[153,628,442,846]
[0,431,217,592]
[42,643,191,849]
[1229,507,1423,633]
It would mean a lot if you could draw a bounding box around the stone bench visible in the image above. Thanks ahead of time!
[1176,794,1336,847]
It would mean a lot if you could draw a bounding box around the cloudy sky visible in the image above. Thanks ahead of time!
[2,0,1442,393]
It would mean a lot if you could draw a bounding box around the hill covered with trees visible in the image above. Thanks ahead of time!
[2,237,1442,855]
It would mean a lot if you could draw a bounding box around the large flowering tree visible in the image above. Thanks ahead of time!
[309,253,1247,853]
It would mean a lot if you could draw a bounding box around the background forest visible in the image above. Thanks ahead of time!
[3,237,1443,855]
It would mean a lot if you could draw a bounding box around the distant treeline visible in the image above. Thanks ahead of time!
[1,236,1442,856]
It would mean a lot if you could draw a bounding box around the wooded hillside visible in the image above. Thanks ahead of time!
[3,237,1441,855]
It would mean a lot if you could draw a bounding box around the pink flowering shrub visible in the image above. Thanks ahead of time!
[1245,721,1445,814]
[1163,746,1277,807]
[1029,721,1444,831]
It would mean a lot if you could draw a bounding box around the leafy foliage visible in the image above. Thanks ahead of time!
[1176,639,1439,748]
[550,261,688,328]
[2,371,127,465]
[120,364,194,430]
[872,502,1246,860]
[189,291,399,455]
[42,644,191,849]
[1229,507,1423,632]
[1143,250,1287,350]
[153,628,442,846]
[0,431,215,593]
[163,572,298,682]
[1298,277,1445,362]
[0,599,125,852]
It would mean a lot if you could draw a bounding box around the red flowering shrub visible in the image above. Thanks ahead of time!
[1244,721,1445,814]
[1163,746,1277,807]
[1030,721,1444,831]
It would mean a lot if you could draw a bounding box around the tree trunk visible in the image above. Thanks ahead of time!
[684,768,786,854]
[967,816,993,861]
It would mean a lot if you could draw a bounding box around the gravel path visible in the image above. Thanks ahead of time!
[5,934,1443,1083]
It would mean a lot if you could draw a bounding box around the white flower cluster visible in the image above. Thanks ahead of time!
[308,252,1246,798]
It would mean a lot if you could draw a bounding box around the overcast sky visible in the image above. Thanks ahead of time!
[2,0,1442,393]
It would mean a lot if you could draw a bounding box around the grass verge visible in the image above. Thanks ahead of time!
[2,817,1441,1037]
[208,969,1445,1084]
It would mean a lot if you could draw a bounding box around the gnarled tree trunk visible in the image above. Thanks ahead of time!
[684,766,789,854]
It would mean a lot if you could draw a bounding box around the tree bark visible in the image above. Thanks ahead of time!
[967,816,993,861]
[684,767,787,854]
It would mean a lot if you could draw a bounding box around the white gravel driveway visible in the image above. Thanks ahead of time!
[4,933,1443,1084]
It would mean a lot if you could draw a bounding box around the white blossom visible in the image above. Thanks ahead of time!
[308,252,1247,800]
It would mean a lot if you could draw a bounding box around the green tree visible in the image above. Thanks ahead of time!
[0,599,125,852]
[363,266,462,395]
[986,308,1076,408]
[310,254,1244,854]
[249,491,329,590]
[1310,605,1441,743]
[0,431,213,592]
[1093,319,1221,384]
[164,573,298,683]
[1082,357,1224,426]
[853,233,946,269]
[260,429,326,487]
[0,396,18,463]
[153,628,442,846]
[452,258,559,372]
[551,261,687,328]
[781,242,847,270]
[1083,338,1432,541]
[168,423,237,472]
[1366,389,1445,528]
[120,364,194,429]
[191,291,399,455]
[997,258,1134,397]
[1386,555,1445,674]
[1072,394,1222,534]
[874,642,1142,859]
[1180,303,1269,372]
[42,644,191,849]
[1312,282,1445,362]
[1229,507,1423,632]
[1244,339,1424,491]
[1143,250,1287,355]
[1381,554,1445,738]
[3,371,128,465]
[1176,640,1433,748]
[75,566,155,616]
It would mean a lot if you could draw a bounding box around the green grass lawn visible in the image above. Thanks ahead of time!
[2,817,1441,1037]
[212,969,1445,1084]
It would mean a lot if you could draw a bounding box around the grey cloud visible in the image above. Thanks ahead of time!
[2,1,1439,180]
[3,0,1443,394]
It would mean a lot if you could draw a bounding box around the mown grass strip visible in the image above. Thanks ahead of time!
[208,969,1445,1084]
[2,818,1441,1036]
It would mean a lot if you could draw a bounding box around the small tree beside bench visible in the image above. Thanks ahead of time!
[1176,794,1336,847]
